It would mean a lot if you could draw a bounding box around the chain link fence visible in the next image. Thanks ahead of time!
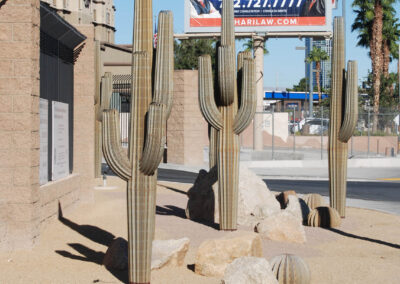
[241,106,400,160]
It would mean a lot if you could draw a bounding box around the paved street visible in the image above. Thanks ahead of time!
[157,166,400,215]
[264,179,400,202]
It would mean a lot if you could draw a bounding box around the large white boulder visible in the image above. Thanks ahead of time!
[223,257,278,284]
[212,166,281,226]
[238,166,281,225]
[151,238,190,269]
[195,231,263,277]
[285,195,311,224]
[103,237,190,271]
[255,212,306,244]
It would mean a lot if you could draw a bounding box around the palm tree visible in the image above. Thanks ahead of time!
[352,0,399,132]
[382,9,400,78]
[306,46,329,103]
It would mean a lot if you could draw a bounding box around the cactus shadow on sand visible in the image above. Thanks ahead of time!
[55,203,129,283]
[327,228,400,250]
[157,166,219,230]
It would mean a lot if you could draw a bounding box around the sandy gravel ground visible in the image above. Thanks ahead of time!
[0,176,399,284]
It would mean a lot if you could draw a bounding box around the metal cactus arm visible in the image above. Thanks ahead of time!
[140,103,166,175]
[234,56,256,134]
[102,109,131,181]
[97,72,113,122]
[102,4,173,284]
[95,72,113,178]
[339,61,358,143]
[153,11,174,116]
[199,55,223,130]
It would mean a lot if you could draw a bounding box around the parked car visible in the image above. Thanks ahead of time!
[303,118,329,135]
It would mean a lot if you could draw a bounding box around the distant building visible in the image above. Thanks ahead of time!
[305,38,332,90]
[41,0,116,42]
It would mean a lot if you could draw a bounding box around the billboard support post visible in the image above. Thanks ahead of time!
[309,38,314,117]
[254,35,264,151]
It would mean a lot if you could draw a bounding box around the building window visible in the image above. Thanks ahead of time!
[106,12,110,25]
[39,3,86,185]
[93,9,97,22]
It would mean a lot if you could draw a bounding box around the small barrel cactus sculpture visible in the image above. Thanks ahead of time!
[303,193,325,210]
[102,3,173,283]
[270,254,311,284]
[329,17,358,218]
[198,0,256,230]
[307,206,341,228]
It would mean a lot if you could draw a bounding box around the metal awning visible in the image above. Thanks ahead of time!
[40,2,86,50]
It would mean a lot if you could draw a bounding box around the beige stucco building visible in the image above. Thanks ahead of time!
[0,0,210,251]
[0,0,98,250]
[41,0,115,42]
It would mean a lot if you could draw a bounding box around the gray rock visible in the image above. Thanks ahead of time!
[186,168,217,222]
[223,257,278,284]
[103,237,128,270]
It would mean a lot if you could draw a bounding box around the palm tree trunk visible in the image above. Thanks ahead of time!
[316,61,321,103]
[372,0,383,133]
[383,40,390,78]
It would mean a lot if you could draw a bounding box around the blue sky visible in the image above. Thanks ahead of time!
[114,0,400,89]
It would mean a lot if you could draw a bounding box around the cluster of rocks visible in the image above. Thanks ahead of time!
[195,232,310,284]
[103,232,311,284]
[186,166,342,244]
[103,166,339,283]
[186,166,311,243]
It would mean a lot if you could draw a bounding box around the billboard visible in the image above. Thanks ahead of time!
[185,0,332,33]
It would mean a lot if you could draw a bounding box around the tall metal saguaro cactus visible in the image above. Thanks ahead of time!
[102,2,173,283]
[329,17,358,218]
[199,0,256,230]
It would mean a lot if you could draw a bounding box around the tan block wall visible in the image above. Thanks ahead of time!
[0,0,41,250]
[167,71,208,166]
[39,174,80,227]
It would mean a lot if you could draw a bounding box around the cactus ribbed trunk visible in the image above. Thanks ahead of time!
[102,2,174,283]
[218,107,239,230]
[328,17,358,218]
[128,49,154,284]
[199,0,256,231]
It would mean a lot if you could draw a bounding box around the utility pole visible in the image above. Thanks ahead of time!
[308,38,314,117]
[253,35,265,151]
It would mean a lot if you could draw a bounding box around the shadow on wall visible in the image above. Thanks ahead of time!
[327,228,400,250]
[55,203,128,283]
